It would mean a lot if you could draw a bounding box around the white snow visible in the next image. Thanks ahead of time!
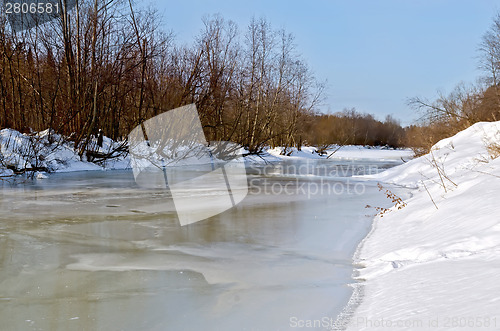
[0,168,14,177]
[343,121,500,330]
[0,128,413,177]
[0,128,130,175]
[248,146,413,164]
[35,172,48,180]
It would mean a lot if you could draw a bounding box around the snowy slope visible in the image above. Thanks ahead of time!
[344,121,500,330]
[0,128,130,176]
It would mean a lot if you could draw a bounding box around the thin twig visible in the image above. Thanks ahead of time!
[422,181,438,210]
[469,169,500,179]
[430,150,447,193]
[326,138,349,159]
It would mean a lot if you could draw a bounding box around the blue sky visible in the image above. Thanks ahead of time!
[147,0,499,125]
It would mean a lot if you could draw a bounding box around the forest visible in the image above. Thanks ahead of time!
[1,0,500,159]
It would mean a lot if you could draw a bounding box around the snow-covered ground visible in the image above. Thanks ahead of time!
[342,121,500,330]
[247,146,413,164]
[0,128,413,178]
[0,128,129,177]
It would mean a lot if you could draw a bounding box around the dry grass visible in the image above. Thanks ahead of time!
[365,183,408,218]
[486,142,500,160]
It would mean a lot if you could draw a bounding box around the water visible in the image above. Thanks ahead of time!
[0,159,406,330]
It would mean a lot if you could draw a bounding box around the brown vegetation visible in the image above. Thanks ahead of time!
[0,2,327,154]
[302,109,405,148]
[0,1,409,157]
[365,183,407,217]
[4,3,500,157]
[487,142,500,159]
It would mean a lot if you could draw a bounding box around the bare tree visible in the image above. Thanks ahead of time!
[479,13,500,86]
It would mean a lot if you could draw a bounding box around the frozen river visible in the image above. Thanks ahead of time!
[0,159,407,330]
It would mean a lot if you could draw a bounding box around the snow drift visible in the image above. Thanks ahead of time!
[0,128,130,176]
[345,121,500,330]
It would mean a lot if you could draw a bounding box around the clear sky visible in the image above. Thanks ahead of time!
[146,0,499,125]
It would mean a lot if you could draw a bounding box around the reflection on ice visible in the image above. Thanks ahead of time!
[0,160,409,330]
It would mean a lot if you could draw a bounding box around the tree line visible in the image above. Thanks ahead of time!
[3,2,500,159]
[0,0,322,155]
[0,0,411,159]
[303,109,404,149]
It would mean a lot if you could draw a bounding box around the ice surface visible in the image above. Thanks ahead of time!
[0,157,408,330]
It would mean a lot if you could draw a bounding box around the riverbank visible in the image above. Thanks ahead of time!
[0,128,413,178]
[341,121,500,330]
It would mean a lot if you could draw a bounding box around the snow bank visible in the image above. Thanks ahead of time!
[0,128,413,177]
[0,128,130,176]
[344,121,500,330]
[249,146,413,163]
